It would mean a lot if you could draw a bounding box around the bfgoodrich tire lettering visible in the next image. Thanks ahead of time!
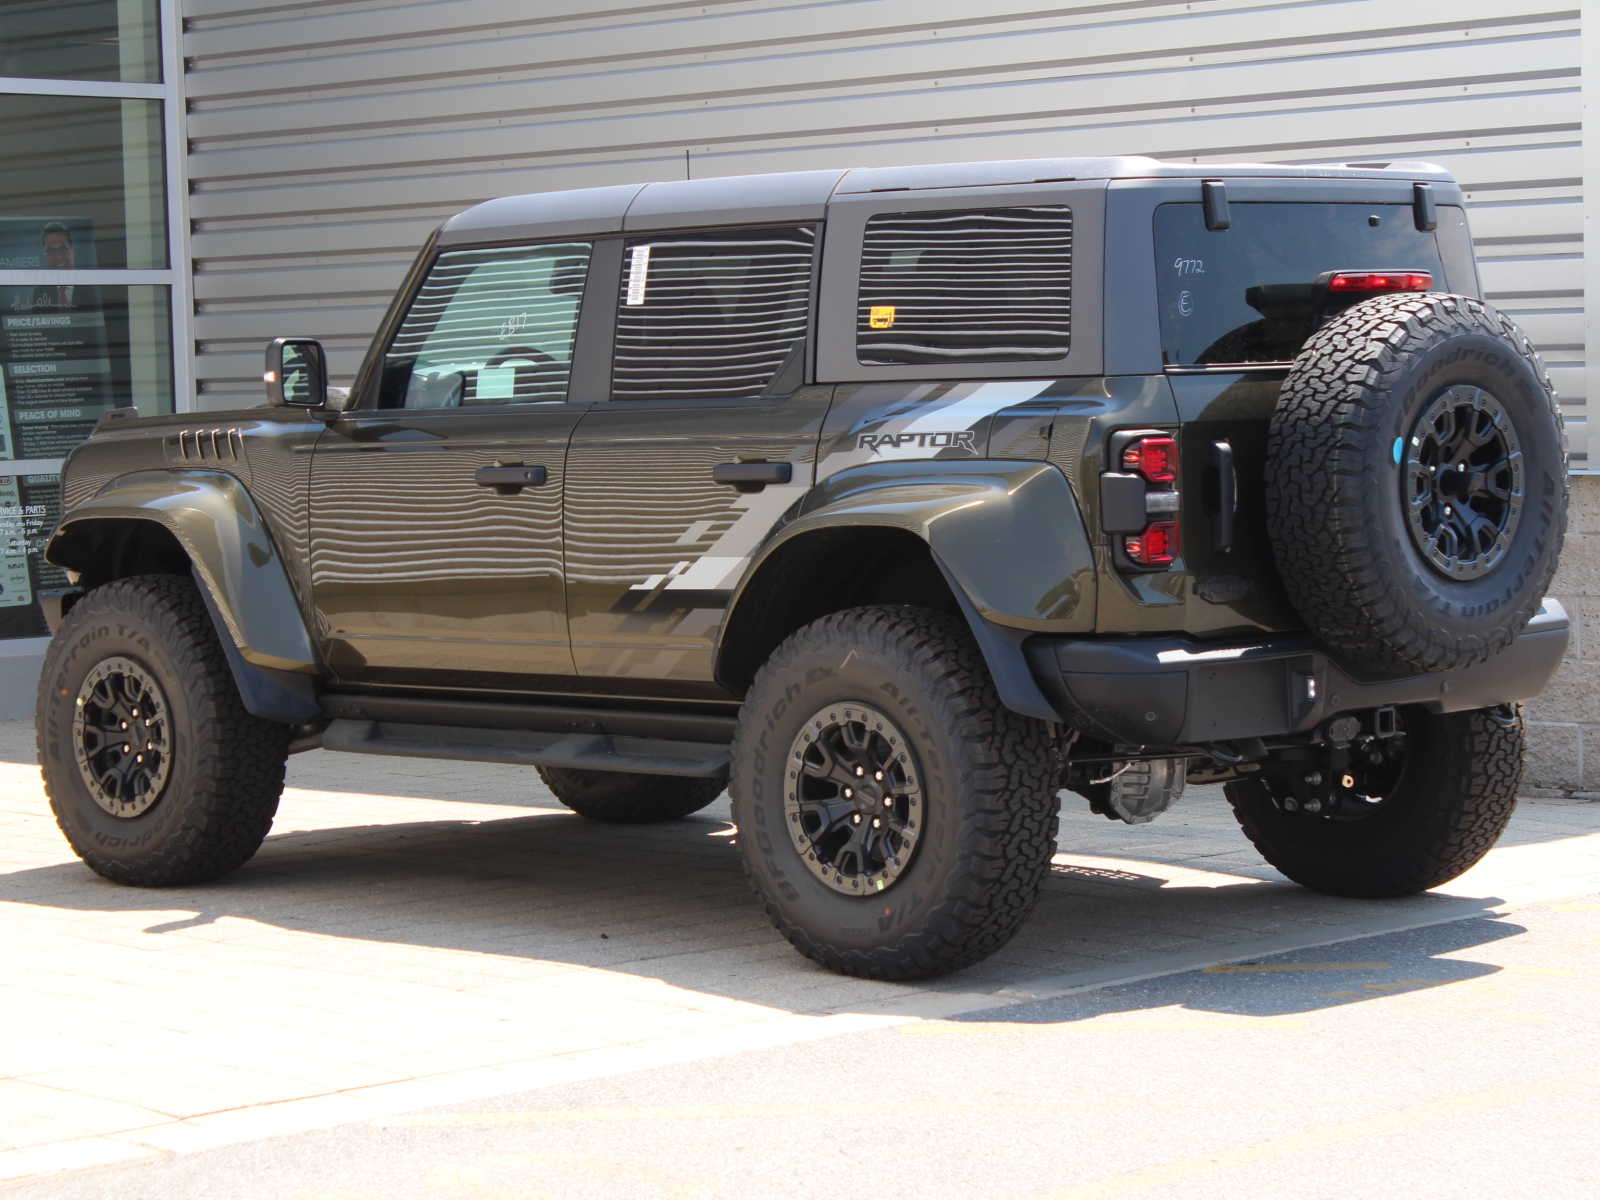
[36,574,290,886]
[731,606,1060,980]
[1265,292,1567,676]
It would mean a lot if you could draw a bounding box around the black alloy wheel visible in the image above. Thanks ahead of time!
[785,702,924,896]
[72,656,173,819]
[1403,385,1524,581]
[38,575,290,886]
[730,606,1060,980]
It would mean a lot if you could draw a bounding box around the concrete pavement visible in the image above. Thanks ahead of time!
[3,718,1599,1186]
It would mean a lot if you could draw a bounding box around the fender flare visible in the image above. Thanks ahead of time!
[719,460,1096,720]
[45,469,321,723]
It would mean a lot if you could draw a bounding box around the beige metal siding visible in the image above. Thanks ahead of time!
[182,0,1588,464]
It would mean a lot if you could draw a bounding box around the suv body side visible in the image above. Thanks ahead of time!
[45,161,1485,726]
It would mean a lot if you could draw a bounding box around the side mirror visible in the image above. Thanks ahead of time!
[265,337,327,408]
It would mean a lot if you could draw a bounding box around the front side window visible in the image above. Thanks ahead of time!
[380,243,590,409]
[856,206,1073,365]
[612,225,816,401]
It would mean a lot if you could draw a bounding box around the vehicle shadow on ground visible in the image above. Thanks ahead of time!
[0,806,1520,1021]
[947,915,1521,1024]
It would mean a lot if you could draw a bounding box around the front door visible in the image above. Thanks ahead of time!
[563,224,829,689]
[308,240,595,689]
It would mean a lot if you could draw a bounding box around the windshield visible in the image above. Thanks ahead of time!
[1154,201,1470,366]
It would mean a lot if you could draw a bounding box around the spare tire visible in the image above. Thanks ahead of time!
[1265,292,1566,676]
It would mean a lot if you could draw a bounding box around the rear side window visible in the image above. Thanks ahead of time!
[855,206,1073,365]
[1153,202,1456,366]
[612,225,815,401]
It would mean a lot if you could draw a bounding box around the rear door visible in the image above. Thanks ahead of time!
[563,224,828,689]
[307,240,598,689]
[1149,197,1474,633]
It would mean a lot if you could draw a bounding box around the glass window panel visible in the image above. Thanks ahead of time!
[0,0,161,84]
[0,96,168,271]
[380,243,591,409]
[612,225,815,401]
[1152,202,1453,366]
[856,207,1072,365]
[0,471,64,640]
[1,285,173,460]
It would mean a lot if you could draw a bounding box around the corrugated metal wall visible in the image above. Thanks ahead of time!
[181,0,1587,464]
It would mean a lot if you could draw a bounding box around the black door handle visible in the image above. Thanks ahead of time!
[474,464,548,494]
[1210,441,1236,553]
[713,461,792,491]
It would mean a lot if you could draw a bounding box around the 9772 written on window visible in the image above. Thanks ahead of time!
[612,226,816,401]
[856,206,1073,365]
[380,243,591,410]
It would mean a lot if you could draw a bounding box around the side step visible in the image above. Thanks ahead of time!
[319,719,730,778]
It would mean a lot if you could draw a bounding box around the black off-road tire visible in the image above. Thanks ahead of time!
[1224,705,1521,897]
[730,606,1060,980]
[36,574,290,886]
[535,765,726,823]
[1266,292,1566,676]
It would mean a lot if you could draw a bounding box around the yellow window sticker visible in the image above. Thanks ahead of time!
[868,305,896,329]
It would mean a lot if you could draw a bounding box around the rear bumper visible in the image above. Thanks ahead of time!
[1028,600,1569,746]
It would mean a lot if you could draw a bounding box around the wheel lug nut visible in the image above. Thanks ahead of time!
[874,771,883,781]
[872,818,882,829]
[852,814,862,824]
[854,766,865,776]
[843,787,853,798]
[120,721,128,730]
[1340,773,1356,789]
[883,796,892,807]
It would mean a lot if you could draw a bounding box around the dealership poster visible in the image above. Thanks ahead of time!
[0,476,33,610]
[0,216,113,461]
[0,473,64,636]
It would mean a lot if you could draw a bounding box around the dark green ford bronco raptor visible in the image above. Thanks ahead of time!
[35,156,1570,979]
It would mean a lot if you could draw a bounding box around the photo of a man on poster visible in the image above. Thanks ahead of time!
[30,223,100,312]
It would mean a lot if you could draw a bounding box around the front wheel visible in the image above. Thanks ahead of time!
[731,606,1060,980]
[36,575,290,886]
[1225,705,1522,897]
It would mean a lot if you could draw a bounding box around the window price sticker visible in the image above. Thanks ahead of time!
[625,244,651,306]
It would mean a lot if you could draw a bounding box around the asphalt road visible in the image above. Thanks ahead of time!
[12,892,1598,1200]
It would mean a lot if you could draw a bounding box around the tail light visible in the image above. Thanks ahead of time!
[1102,430,1182,573]
[1121,435,1178,484]
[1124,521,1179,567]
[1326,270,1433,294]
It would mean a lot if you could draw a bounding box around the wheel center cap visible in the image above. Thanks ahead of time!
[783,702,924,897]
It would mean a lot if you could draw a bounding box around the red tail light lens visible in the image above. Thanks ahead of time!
[1328,271,1433,294]
[1124,521,1179,567]
[1121,435,1178,484]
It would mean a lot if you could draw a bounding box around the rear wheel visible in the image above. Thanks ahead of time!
[1225,705,1521,897]
[36,575,290,886]
[535,765,726,823]
[731,606,1060,980]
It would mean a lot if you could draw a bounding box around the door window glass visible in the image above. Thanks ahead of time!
[612,225,815,401]
[856,206,1072,365]
[380,243,590,409]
